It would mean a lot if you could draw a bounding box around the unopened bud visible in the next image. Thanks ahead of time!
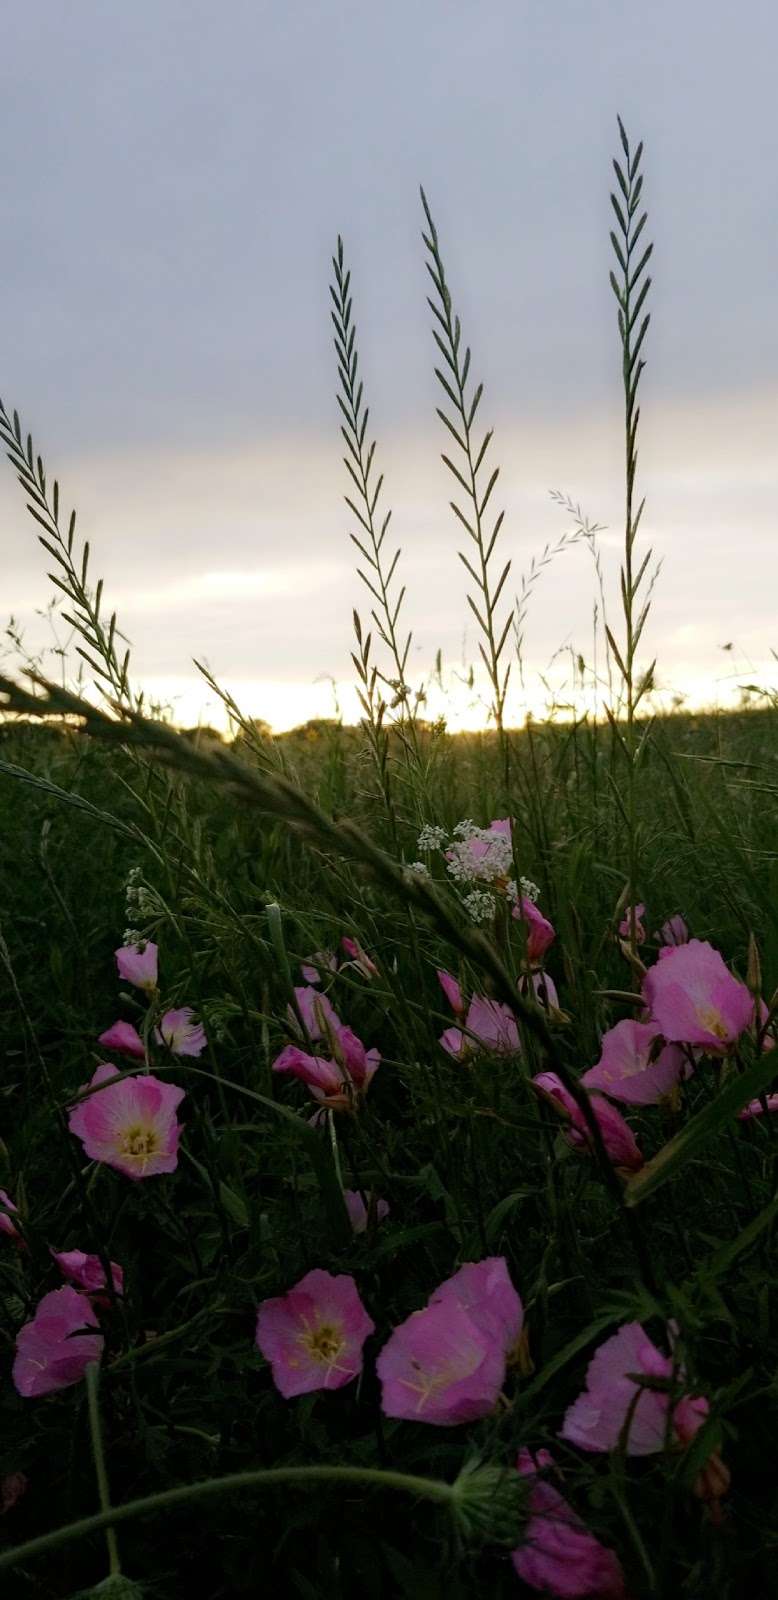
[449,1460,526,1547]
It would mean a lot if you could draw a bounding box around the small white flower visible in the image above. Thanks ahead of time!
[462,888,497,924]
[416,824,449,852]
[407,860,431,879]
[519,877,540,903]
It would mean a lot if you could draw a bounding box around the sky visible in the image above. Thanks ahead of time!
[3,0,778,730]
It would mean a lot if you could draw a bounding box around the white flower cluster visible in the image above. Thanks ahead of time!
[463,888,497,924]
[125,865,159,928]
[445,829,514,887]
[416,823,449,852]
[406,860,431,879]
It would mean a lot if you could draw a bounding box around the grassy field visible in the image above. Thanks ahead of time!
[2,118,778,1600]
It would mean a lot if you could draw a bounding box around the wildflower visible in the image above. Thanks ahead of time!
[51,1248,124,1298]
[341,935,379,977]
[430,1257,523,1356]
[643,939,754,1054]
[582,1019,689,1106]
[520,969,561,1013]
[68,1063,185,1180]
[285,988,380,1096]
[377,1296,506,1425]
[513,897,556,964]
[97,1020,145,1059]
[300,950,337,984]
[0,1188,20,1243]
[512,1448,626,1598]
[462,888,497,924]
[115,941,158,993]
[0,1472,28,1515]
[344,1189,390,1233]
[446,819,514,890]
[272,1044,348,1106]
[737,1094,778,1120]
[13,1286,103,1398]
[155,1007,207,1057]
[618,903,646,942]
[255,1268,374,1397]
[437,968,465,1016]
[657,913,689,947]
[292,984,341,1042]
[406,860,431,879]
[417,823,449,852]
[441,994,521,1059]
[560,1322,726,1504]
[532,1073,643,1172]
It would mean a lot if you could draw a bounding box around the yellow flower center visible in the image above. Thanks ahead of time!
[696,1006,729,1041]
[119,1122,160,1171]
[300,1320,345,1367]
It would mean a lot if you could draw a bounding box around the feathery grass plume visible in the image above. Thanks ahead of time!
[330,237,424,831]
[606,116,657,952]
[420,189,512,765]
[514,500,605,692]
[0,402,133,705]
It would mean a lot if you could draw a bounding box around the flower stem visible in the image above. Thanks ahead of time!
[85,1361,121,1578]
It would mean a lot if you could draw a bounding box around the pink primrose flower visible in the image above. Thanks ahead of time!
[344,1189,390,1233]
[437,968,465,1017]
[512,1448,627,1598]
[532,1073,643,1172]
[737,1094,778,1120]
[13,1286,103,1398]
[115,941,158,992]
[272,1043,347,1105]
[97,1020,145,1059]
[513,897,556,964]
[377,1295,506,1425]
[440,994,520,1059]
[657,914,689,947]
[68,1063,185,1180]
[300,950,338,984]
[582,1019,690,1106]
[618,903,646,942]
[155,1007,207,1057]
[51,1248,124,1297]
[341,935,379,977]
[643,939,754,1054]
[560,1322,708,1457]
[255,1268,374,1397]
[430,1257,523,1354]
[0,1189,20,1243]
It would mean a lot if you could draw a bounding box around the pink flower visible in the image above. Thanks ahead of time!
[618,903,646,942]
[115,941,158,992]
[377,1295,506,1425]
[643,939,754,1054]
[737,1094,778,1120]
[0,1188,20,1242]
[520,969,561,1012]
[438,968,465,1016]
[344,1189,390,1233]
[97,1020,145,1059]
[440,994,520,1059]
[13,1286,103,1398]
[532,1073,643,1172]
[0,1472,28,1515]
[430,1257,523,1353]
[560,1322,707,1457]
[286,988,381,1096]
[301,950,338,984]
[657,914,689,947]
[292,984,341,1042]
[341,935,379,977]
[255,1268,374,1397]
[68,1063,185,1180]
[512,1448,626,1598]
[582,1020,689,1106]
[51,1248,124,1297]
[514,897,556,964]
[272,1044,347,1105]
[155,1007,207,1057]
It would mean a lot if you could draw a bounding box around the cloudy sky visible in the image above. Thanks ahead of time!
[3,0,777,728]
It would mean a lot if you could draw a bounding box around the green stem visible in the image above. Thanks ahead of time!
[85,1361,121,1578]
[0,1465,455,1573]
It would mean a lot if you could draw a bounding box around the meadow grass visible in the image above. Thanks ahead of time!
[1,119,778,1599]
